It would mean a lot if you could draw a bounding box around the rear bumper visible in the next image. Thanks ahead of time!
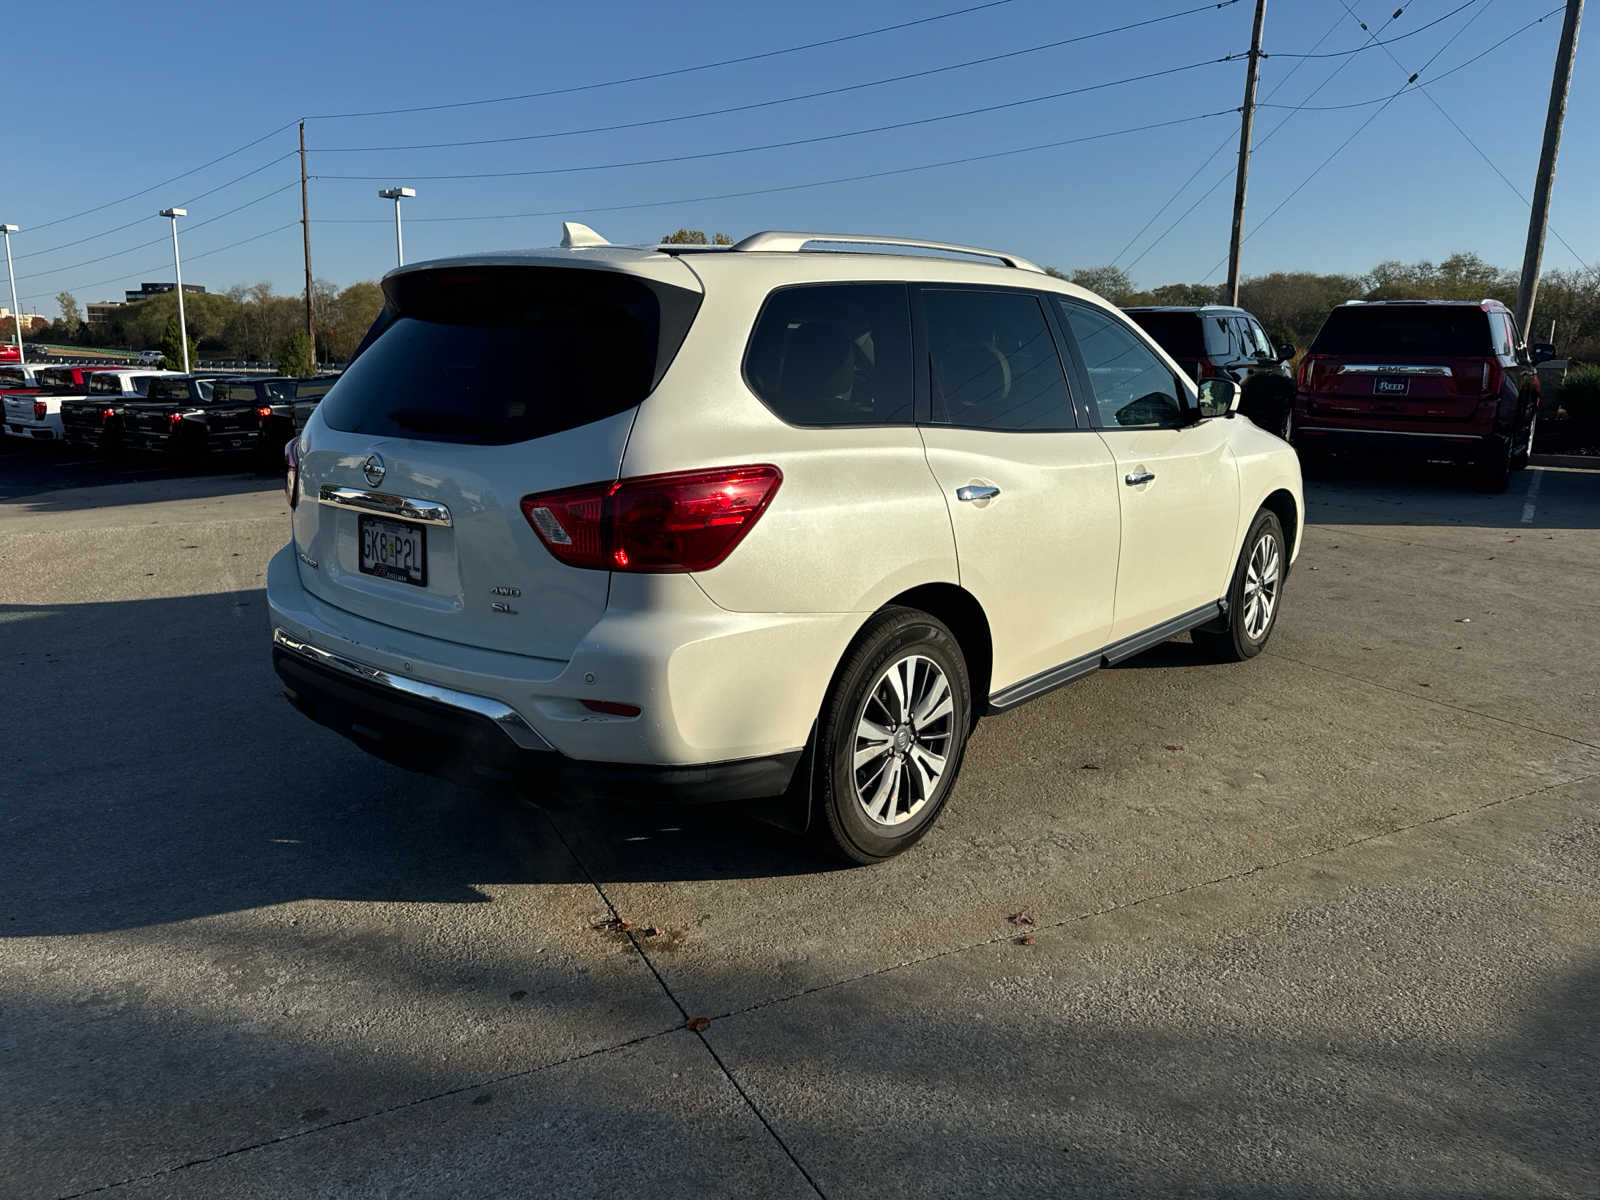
[266,543,856,798]
[1293,424,1499,460]
[272,631,803,803]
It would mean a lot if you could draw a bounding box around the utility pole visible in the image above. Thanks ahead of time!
[1225,0,1267,306]
[1516,0,1583,337]
[299,121,315,351]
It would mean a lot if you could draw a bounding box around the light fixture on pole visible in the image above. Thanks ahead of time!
[158,208,190,373]
[0,225,23,366]
[377,187,416,267]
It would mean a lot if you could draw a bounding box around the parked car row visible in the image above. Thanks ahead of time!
[1120,298,1556,491]
[1,364,338,470]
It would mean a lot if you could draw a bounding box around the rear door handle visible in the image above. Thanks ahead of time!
[955,484,1001,502]
[1124,471,1156,486]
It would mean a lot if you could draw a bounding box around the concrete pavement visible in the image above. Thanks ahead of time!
[2,446,1596,1198]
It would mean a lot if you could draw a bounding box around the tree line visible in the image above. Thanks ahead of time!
[1050,253,1600,359]
[40,280,385,367]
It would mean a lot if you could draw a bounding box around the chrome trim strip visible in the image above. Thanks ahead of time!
[1335,364,1454,376]
[1297,426,1481,440]
[272,628,551,751]
[318,485,452,527]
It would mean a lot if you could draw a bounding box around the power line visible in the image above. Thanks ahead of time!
[15,151,300,264]
[17,223,301,307]
[1199,0,1503,281]
[1109,5,1356,268]
[15,184,301,283]
[1266,0,1479,55]
[313,110,1238,227]
[307,0,1040,121]
[315,2,1241,154]
[24,123,299,234]
[317,57,1238,182]
[1326,0,1589,269]
[1121,0,1417,273]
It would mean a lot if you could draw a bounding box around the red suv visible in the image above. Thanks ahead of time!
[1293,299,1551,491]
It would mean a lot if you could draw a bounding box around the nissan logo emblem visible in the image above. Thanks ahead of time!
[363,454,386,487]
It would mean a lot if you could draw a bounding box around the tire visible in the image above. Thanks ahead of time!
[813,606,972,865]
[1193,509,1286,663]
[1510,413,1536,470]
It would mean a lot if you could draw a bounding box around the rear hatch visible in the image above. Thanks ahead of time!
[207,380,283,446]
[291,256,703,662]
[1300,305,1492,422]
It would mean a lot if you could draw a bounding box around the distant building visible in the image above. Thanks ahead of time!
[85,302,125,326]
[0,308,48,332]
[124,282,206,304]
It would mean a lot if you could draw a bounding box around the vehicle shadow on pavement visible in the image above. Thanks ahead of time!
[1302,460,1600,530]
[0,592,831,939]
[0,443,280,509]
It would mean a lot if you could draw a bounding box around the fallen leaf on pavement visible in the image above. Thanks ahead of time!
[685,1017,710,1032]
[1007,912,1035,926]
[1016,935,1036,946]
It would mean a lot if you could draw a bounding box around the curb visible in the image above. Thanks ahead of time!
[1529,453,1600,471]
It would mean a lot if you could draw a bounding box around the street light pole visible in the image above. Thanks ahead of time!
[0,225,23,366]
[377,187,416,267]
[159,208,190,374]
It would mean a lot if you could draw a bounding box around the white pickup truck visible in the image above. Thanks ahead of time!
[3,365,114,441]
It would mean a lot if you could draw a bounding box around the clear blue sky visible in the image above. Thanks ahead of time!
[7,0,1593,313]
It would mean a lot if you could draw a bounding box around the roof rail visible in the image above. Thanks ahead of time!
[730,231,1044,274]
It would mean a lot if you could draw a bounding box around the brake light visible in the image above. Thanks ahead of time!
[32,400,45,420]
[1481,359,1502,396]
[580,700,641,717]
[257,406,273,423]
[284,439,300,508]
[1192,358,1216,381]
[1296,354,1325,390]
[522,465,782,573]
[168,411,184,426]
[101,408,116,422]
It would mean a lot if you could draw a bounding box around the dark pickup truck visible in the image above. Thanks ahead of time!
[60,369,175,452]
[257,375,337,470]
[123,376,231,456]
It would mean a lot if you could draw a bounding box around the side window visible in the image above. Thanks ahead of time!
[1205,315,1238,360]
[1488,312,1516,360]
[744,283,913,426]
[1241,317,1274,358]
[1055,300,1187,430]
[922,289,1073,431]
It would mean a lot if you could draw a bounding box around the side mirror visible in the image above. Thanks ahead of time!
[1276,342,1296,363]
[1196,377,1240,420]
[1530,342,1558,364]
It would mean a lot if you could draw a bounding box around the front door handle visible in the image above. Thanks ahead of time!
[1124,471,1156,486]
[955,484,1001,502]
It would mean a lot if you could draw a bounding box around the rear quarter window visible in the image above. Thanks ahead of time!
[319,266,699,446]
[1313,307,1492,356]
[743,283,913,426]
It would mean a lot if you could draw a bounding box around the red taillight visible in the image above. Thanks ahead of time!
[168,411,184,426]
[1482,359,1502,396]
[1192,358,1216,381]
[1296,353,1326,390]
[521,465,782,573]
[101,408,116,422]
[284,439,300,508]
[257,406,273,422]
[32,400,46,420]
[580,700,641,717]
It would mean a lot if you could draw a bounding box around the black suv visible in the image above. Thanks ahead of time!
[1123,304,1296,437]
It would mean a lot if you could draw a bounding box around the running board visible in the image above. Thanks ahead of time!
[986,602,1226,713]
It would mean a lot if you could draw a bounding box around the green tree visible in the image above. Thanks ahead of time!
[660,229,734,245]
[1067,266,1135,304]
[275,328,316,377]
[159,316,198,371]
[56,291,82,340]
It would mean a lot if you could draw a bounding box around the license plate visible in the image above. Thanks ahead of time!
[359,515,427,586]
[1374,377,1410,396]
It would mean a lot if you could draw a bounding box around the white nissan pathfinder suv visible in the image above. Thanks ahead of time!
[268,225,1302,863]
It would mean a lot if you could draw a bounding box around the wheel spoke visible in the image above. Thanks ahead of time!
[882,661,908,723]
[912,674,950,726]
[909,743,946,788]
[854,737,893,771]
[870,758,902,821]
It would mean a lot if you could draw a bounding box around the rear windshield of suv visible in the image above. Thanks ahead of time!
[318,266,700,445]
[1124,311,1205,359]
[146,378,211,402]
[1312,306,1492,356]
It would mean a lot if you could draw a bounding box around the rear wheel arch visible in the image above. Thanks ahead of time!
[876,583,991,723]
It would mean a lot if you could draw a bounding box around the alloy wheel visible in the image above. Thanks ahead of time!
[852,653,956,827]
[1241,533,1281,641]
